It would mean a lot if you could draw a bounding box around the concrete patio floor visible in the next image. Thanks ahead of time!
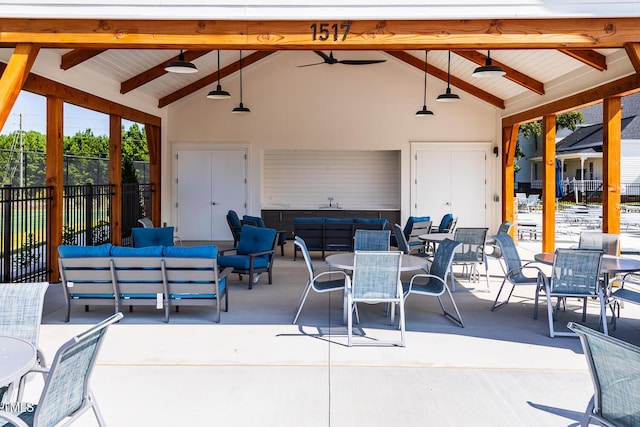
[26,233,640,427]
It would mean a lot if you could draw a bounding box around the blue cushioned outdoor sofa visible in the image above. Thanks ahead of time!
[57,243,232,323]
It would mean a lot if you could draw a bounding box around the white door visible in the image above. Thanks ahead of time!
[176,149,247,241]
[413,145,488,228]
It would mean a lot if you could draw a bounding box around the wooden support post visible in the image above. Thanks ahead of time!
[46,96,63,283]
[542,115,556,252]
[146,124,162,225]
[603,96,622,234]
[0,44,39,131]
[109,115,123,245]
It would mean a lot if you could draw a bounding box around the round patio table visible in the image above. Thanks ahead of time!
[325,252,428,272]
[534,252,640,275]
[0,336,36,394]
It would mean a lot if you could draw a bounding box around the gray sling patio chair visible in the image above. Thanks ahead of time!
[403,238,464,327]
[0,282,49,402]
[578,231,621,255]
[292,237,349,324]
[347,251,405,347]
[491,233,544,312]
[568,322,640,427]
[485,221,514,259]
[0,312,123,427]
[451,227,490,291]
[353,229,391,251]
[536,249,606,337]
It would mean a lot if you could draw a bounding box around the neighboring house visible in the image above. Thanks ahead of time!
[518,93,640,202]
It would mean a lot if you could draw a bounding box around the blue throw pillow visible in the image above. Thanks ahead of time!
[324,217,353,223]
[132,227,175,248]
[237,225,277,256]
[110,245,164,257]
[163,245,218,258]
[355,218,388,227]
[58,243,112,258]
[243,215,266,228]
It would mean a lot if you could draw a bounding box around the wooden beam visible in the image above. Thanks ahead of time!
[385,50,505,109]
[2,18,640,49]
[46,96,63,283]
[158,50,274,108]
[453,50,545,95]
[109,115,123,246]
[146,124,161,225]
[502,73,640,127]
[0,61,161,126]
[559,49,607,71]
[60,49,106,70]
[121,50,211,94]
[624,42,640,74]
[0,44,40,131]
[602,96,622,235]
[541,115,556,252]
[502,125,519,225]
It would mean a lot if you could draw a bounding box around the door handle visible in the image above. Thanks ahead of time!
[211,201,218,205]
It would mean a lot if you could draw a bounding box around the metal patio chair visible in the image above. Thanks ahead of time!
[0,312,123,427]
[568,322,640,427]
[536,249,606,337]
[0,282,49,402]
[292,237,349,324]
[347,251,405,347]
[578,231,621,255]
[403,238,464,327]
[491,233,544,312]
[451,227,490,291]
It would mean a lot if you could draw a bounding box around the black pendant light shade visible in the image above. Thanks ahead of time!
[232,51,250,113]
[416,50,434,116]
[165,50,198,74]
[472,50,506,77]
[436,50,460,102]
[207,50,231,99]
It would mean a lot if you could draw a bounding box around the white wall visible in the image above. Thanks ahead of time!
[165,51,499,228]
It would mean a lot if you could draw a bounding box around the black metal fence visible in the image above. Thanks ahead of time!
[0,183,154,282]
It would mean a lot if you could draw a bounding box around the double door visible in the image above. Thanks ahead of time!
[175,148,247,241]
[412,144,488,228]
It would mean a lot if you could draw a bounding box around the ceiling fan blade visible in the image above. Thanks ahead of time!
[296,61,327,68]
[337,59,387,65]
[314,51,333,63]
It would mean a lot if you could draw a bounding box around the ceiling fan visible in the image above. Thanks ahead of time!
[297,51,386,67]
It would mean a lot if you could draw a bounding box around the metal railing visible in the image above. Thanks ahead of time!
[0,183,154,282]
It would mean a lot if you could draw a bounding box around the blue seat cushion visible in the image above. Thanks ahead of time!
[243,215,266,228]
[236,225,277,257]
[355,218,388,228]
[325,217,353,223]
[163,245,218,258]
[110,245,164,257]
[58,243,112,258]
[70,293,115,299]
[217,255,269,269]
[293,217,325,223]
[132,227,175,248]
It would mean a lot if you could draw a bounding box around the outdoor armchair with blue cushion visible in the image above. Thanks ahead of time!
[390,216,430,248]
[0,282,49,402]
[218,225,278,289]
[433,213,457,233]
[403,238,464,327]
[536,249,606,337]
[292,237,349,324]
[353,229,390,251]
[490,233,544,311]
[568,322,640,427]
[243,214,287,256]
[347,251,405,347]
[0,312,123,427]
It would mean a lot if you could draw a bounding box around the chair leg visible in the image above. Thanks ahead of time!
[347,294,354,347]
[546,291,556,337]
[439,288,464,327]
[292,282,312,324]
[491,279,514,311]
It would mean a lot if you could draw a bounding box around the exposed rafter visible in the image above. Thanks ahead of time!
[385,50,505,109]
[2,18,640,49]
[624,42,640,74]
[61,49,106,70]
[559,49,607,71]
[158,51,274,108]
[453,50,545,95]
[121,50,211,94]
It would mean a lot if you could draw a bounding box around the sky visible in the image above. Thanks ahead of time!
[1,90,135,137]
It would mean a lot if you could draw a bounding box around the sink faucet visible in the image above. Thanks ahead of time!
[328,197,334,207]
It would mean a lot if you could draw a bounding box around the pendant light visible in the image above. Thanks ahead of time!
[165,50,198,74]
[232,51,250,113]
[415,50,434,116]
[207,50,231,99]
[436,50,460,102]
[472,50,506,78]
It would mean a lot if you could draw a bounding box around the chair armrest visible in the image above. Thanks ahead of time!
[247,249,275,258]
[506,262,545,280]
[406,273,446,293]
[218,248,238,256]
[218,266,234,280]
[0,411,28,427]
[313,270,349,282]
